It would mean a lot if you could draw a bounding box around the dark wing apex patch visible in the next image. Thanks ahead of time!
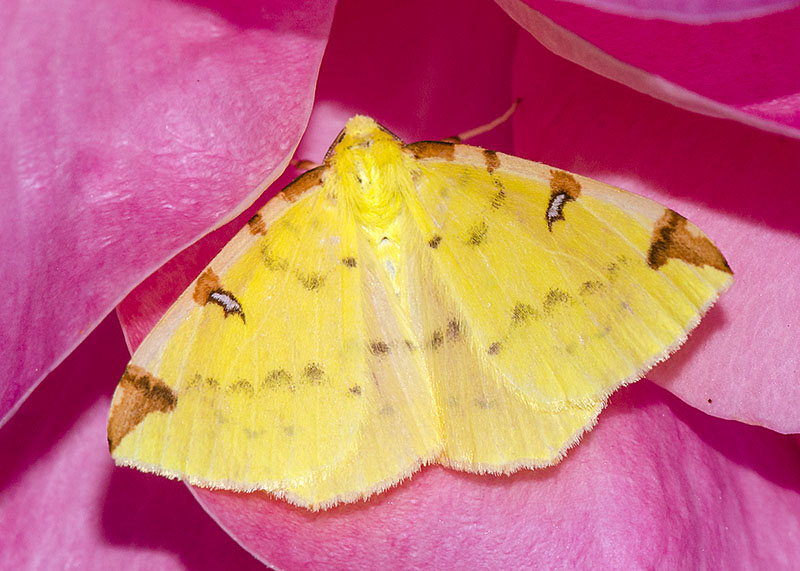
[108,365,177,452]
[648,209,733,274]
[546,170,582,231]
[193,269,246,322]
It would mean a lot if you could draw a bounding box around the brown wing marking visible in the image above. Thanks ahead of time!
[546,170,582,231]
[282,166,326,203]
[483,149,501,173]
[404,141,456,161]
[247,213,266,235]
[193,268,245,322]
[108,365,177,452]
[647,209,732,274]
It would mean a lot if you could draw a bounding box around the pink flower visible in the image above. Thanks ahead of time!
[2,0,799,567]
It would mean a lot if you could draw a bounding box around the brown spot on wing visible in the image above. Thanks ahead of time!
[248,213,266,235]
[474,397,494,410]
[228,380,254,395]
[546,170,582,231]
[187,375,220,391]
[262,369,294,391]
[341,256,357,268]
[428,235,442,249]
[446,318,463,341]
[579,280,605,295]
[282,166,325,203]
[467,221,488,246]
[511,302,538,323]
[296,271,325,290]
[543,288,571,313]
[108,365,177,453]
[487,341,502,355]
[483,150,501,173]
[606,261,620,282]
[550,170,582,199]
[647,209,732,274]
[303,362,325,382]
[261,245,289,271]
[431,329,444,350]
[490,185,506,209]
[193,269,246,322]
[369,341,390,356]
[193,269,222,305]
[404,141,456,161]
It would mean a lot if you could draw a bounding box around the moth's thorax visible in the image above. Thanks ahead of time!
[325,116,416,296]
[328,116,414,238]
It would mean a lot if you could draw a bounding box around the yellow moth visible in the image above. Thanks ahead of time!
[108,115,733,510]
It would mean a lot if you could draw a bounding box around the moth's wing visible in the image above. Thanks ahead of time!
[401,217,603,470]
[402,142,732,469]
[108,170,441,509]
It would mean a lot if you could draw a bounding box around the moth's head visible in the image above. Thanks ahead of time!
[324,115,402,162]
[326,116,410,231]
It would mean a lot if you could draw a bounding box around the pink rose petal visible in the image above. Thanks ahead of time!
[196,381,800,569]
[22,0,792,564]
[0,315,263,569]
[498,0,800,137]
[511,34,800,432]
[1,0,334,425]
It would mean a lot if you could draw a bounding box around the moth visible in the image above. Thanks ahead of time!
[108,115,732,509]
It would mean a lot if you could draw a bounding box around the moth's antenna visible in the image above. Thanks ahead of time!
[444,98,521,144]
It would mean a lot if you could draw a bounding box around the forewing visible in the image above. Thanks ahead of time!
[402,142,731,467]
[109,170,441,509]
